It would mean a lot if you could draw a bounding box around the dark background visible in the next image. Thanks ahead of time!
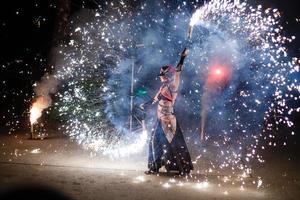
[0,0,299,135]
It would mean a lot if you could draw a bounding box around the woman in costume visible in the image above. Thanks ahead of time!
[142,48,193,175]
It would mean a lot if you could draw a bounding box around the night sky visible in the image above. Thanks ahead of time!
[0,0,299,131]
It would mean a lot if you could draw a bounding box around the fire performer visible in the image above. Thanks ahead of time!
[142,48,194,175]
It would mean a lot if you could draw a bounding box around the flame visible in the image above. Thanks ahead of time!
[189,9,202,26]
[30,96,49,124]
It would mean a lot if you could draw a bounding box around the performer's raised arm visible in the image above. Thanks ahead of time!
[172,48,188,91]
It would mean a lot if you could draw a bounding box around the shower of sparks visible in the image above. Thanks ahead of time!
[185,0,299,182]
[52,1,299,183]
[1,0,299,190]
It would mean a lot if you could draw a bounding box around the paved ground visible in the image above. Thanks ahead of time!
[0,129,299,200]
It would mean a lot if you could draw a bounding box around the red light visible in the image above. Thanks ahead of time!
[206,64,231,85]
[215,68,222,75]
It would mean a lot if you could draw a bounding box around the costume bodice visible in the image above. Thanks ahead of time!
[157,83,177,103]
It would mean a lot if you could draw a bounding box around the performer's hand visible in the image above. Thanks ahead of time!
[181,48,188,57]
[140,103,145,110]
[153,96,159,103]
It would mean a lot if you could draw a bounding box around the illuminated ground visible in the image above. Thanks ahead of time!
[0,129,299,200]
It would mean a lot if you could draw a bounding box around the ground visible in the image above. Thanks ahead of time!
[0,128,299,200]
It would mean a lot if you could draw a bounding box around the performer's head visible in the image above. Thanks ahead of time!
[158,65,175,82]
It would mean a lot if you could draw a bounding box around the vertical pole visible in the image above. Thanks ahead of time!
[200,128,205,142]
[31,124,34,139]
[130,57,134,134]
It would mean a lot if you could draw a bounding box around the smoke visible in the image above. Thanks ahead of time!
[200,67,231,140]
[30,75,59,124]
[34,74,59,101]
[200,90,210,140]
[30,46,65,124]
[30,0,71,123]
[200,86,214,141]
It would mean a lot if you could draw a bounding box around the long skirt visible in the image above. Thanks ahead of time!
[148,120,194,174]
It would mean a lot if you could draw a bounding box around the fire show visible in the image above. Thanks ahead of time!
[0,0,299,199]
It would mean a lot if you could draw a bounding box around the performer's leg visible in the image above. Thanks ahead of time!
[146,121,162,174]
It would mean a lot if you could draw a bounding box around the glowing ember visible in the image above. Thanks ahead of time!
[257,178,263,188]
[30,148,41,154]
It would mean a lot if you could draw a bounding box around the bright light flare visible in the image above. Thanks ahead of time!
[195,181,210,189]
[135,175,145,182]
[162,182,171,188]
[189,7,205,26]
[30,96,49,124]
[207,65,232,85]
[30,106,42,125]
[30,148,42,154]
[215,69,222,75]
